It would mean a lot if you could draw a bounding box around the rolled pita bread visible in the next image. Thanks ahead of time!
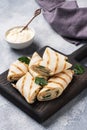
[29,52,49,79]
[7,60,29,82]
[37,69,74,101]
[12,72,41,104]
[39,47,72,75]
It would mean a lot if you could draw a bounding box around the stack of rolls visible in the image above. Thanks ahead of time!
[7,47,74,104]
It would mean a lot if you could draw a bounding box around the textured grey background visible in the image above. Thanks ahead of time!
[0,0,87,130]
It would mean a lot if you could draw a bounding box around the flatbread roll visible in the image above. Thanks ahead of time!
[7,60,29,82]
[29,52,42,77]
[29,52,49,79]
[37,69,74,101]
[29,52,42,67]
[39,47,72,75]
[12,72,41,104]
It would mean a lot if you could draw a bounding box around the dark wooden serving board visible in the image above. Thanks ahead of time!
[0,45,87,123]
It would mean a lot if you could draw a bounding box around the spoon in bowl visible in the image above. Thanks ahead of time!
[20,8,41,32]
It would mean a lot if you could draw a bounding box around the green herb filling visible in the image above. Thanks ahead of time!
[35,77,48,86]
[43,94,51,99]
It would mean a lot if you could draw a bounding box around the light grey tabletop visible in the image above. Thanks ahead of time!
[0,0,87,130]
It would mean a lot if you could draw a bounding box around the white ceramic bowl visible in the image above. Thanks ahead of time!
[5,26,35,49]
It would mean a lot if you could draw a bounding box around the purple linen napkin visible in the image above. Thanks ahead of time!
[36,0,87,45]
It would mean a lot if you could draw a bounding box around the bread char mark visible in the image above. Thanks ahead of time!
[62,71,72,80]
[21,75,26,96]
[12,64,25,74]
[51,75,68,84]
[54,53,59,73]
[10,70,16,74]
[46,49,50,67]
[63,61,66,70]
[47,81,64,89]
[30,77,34,89]
[27,77,34,101]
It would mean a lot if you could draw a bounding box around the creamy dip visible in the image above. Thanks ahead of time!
[6,26,34,43]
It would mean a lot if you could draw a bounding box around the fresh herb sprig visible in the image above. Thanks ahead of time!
[35,77,48,86]
[74,64,85,75]
[18,56,30,65]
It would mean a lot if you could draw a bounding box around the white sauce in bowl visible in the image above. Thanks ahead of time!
[6,26,34,43]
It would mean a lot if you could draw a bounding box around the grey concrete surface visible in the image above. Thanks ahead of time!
[0,0,87,130]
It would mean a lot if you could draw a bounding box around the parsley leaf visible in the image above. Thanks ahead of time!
[18,56,30,65]
[74,64,85,75]
[35,77,48,86]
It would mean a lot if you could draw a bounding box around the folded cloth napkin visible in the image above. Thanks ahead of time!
[36,0,87,45]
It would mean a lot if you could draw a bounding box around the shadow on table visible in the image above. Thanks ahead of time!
[10,42,40,56]
[42,89,87,129]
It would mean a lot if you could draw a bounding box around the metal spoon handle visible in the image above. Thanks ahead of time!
[21,8,41,32]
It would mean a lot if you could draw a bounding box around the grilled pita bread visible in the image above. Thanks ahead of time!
[29,52,42,67]
[37,69,74,101]
[29,52,49,79]
[7,60,29,82]
[39,47,72,75]
[12,72,41,104]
